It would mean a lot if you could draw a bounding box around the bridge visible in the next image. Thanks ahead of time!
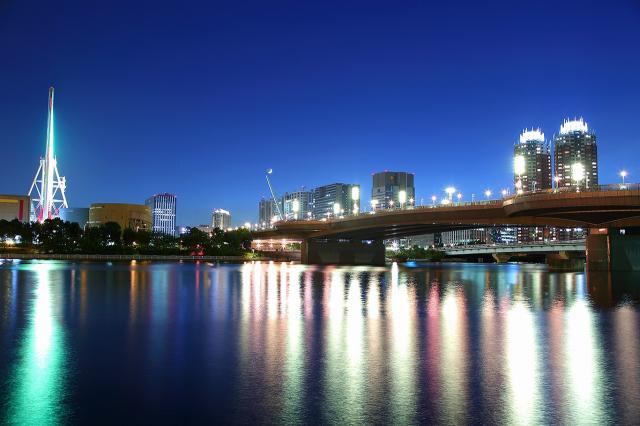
[253,187,640,270]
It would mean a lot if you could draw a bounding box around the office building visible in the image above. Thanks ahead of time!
[59,207,90,228]
[258,198,278,227]
[0,195,30,223]
[312,183,361,219]
[145,193,177,236]
[281,190,313,220]
[88,203,151,231]
[514,128,552,193]
[371,171,415,210]
[554,118,598,191]
[441,228,490,246]
[212,209,231,230]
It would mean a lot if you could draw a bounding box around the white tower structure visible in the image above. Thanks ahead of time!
[28,87,68,222]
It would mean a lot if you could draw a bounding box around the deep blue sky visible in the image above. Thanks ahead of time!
[1,0,639,226]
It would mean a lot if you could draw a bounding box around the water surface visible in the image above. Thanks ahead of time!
[1,260,639,424]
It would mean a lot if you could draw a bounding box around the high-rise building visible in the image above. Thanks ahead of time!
[212,209,231,230]
[281,190,313,220]
[553,118,598,191]
[513,128,552,193]
[371,171,415,210]
[145,193,177,236]
[312,183,361,219]
[258,198,277,227]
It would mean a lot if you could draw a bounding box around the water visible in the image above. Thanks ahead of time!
[1,260,639,425]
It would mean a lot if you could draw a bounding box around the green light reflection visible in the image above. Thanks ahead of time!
[7,262,68,425]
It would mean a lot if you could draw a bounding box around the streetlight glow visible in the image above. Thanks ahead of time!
[484,189,492,199]
[351,186,360,200]
[514,155,525,176]
[399,190,407,205]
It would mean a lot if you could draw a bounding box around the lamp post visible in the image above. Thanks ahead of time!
[292,199,300,220]
[370,199,378,212]
[445,187,456,202]
[333,202,341,218]
[485,189,492,199]
[621,170,628,188]
[572,163,585,192]
[554,176,561,192]
[431,195,437,207]
[514,155,525,195]
[351,186,360,215]
[399,190,407,209]
[456,192,462,204]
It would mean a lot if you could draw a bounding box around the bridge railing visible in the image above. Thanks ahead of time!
[262,183,640,227]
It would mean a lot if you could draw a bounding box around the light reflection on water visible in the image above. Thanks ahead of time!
[0,260,639,424]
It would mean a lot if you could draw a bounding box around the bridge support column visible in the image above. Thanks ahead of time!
[587,228,640,271]
[492,253,512,263]
[546,251,585,271]
[301,239,386,266]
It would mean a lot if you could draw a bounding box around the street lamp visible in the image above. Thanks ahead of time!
[292,199,300,220]
[431,195,437,206]
[501,189,508,197]
[333,202,341,217]
[621,170,628,188]
[389,200,395,209]
[399,190,407,209]
[554,175,561,192]
[514,155,525,194]
[370,199,378,212]
[572,162,585,192]
[484,189,492,199]
[351,186,360,215]
[445,187,456,202]
[456,193,462,204]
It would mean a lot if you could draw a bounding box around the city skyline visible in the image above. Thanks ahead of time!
[1,1,639,226]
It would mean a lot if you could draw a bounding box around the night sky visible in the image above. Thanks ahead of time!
[1,0,639,226]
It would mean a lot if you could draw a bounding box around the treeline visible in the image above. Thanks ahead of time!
[0,218,252,256]
[387,245,445,262]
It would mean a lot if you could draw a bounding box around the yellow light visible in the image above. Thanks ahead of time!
[514,155,526,176]
[351,186,360,200]
[398,190,407,204]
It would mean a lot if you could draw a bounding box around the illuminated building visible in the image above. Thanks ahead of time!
[513,128,552,192]
[371,171,415,210]
[553,118,598,191]
[441,228,490,246]
[87,203,151,230]
[312,183,360,219]
[145,193,177,235]
[0,195,30,223]
[212,209,231,230]
[281,190,313,220]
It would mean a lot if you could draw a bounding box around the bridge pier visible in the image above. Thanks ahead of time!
[546,251,585,271]
[301,238,386,266]
[587,228,640,271]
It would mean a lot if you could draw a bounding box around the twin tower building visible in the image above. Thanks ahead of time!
[514,118,598,193]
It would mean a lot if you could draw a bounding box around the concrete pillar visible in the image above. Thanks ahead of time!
[492,253,512,263]
[587,228,640,271]
[301,238,385,266]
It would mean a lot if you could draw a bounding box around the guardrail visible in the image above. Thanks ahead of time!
[253,184,640,230]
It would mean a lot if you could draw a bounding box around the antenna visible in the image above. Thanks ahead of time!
[265,169,283,221]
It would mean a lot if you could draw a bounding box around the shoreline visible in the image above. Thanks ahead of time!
[0,253,269,262]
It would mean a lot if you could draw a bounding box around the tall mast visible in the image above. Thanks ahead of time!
[28,87,68,222]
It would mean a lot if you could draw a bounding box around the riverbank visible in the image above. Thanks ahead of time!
[0,252,264,262]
